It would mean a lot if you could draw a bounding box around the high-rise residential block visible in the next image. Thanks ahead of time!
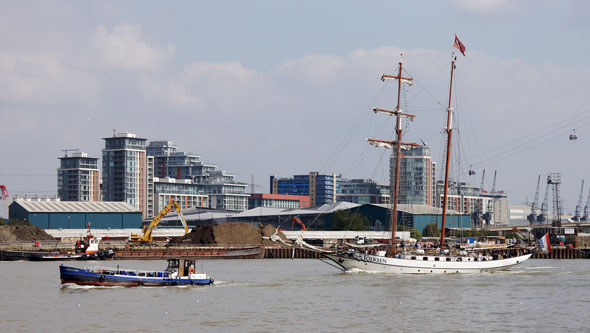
[270,172,341,207]
[102,132,148,217]
[390,145,434,206]
[57,152,100,202]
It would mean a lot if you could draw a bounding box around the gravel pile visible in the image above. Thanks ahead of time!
[0,225,55,242]
[169,222,287,246]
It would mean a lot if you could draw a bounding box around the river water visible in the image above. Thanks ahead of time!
[0,258,588,332]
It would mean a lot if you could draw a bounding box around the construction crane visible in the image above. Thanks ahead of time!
[582,185,590,221]
[130,201,189,243]
[527,175,541,224]
[538,182,550,223]
[573,180,584,222]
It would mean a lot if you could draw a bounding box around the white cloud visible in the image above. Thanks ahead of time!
[276,55,346,85]
[451,0,516,13]
[0,51,98,106]
[139,78,203,109]
[184,61,258,84]
[93,24,174,71]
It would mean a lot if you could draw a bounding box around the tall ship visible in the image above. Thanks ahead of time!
[324,41,532,273]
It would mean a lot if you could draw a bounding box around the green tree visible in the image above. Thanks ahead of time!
[423,223,441,237]
[331,210,370,231]
[398,225,422,239]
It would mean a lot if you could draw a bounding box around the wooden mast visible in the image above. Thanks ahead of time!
[440,53,457,247]
[368,54,416,252]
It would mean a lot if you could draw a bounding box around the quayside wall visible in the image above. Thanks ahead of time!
[264,247,321,259]
[532,247,589,259]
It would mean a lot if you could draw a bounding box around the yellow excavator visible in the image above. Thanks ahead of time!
[130,200,189,243]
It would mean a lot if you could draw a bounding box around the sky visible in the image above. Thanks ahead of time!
[1,0,590,217]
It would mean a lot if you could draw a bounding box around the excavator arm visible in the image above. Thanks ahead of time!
[130,200,190,242]
[130,201,177,242]
[171,201,189,235]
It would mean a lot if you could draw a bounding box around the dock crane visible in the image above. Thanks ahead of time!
[471,169,486,228]
[480,169,486,192]
[482,170,497,226]
[573,180,584,222]
[130,201,189,243]
[527,175,541,224]
[538,182,550,223]
[582,186,590,221]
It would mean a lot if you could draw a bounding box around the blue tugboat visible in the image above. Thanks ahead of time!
[60,259,213,287]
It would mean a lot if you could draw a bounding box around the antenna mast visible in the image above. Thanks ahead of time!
[368,54,416,251]
[547,173,562,227]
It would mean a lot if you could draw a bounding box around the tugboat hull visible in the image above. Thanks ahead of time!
[60,263,214,287]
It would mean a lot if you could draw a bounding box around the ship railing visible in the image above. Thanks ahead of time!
[84,266,168,278]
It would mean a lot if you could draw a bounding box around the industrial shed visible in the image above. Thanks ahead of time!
[356,204,471,233]
[9,199,142,229]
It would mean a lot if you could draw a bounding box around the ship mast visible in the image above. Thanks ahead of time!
[368,54,417,251]
[440,54,457,247]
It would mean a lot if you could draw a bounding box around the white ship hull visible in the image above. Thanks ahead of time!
[324,252,532,274]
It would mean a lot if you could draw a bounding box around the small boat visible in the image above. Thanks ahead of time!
[60,258,214,287]
[1,231,115,261]
[31,230,115,261]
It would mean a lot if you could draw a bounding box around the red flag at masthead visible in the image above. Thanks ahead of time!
[453,34,466,56]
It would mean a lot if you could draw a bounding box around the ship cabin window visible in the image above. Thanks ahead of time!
[411,256,416,260]
[434,257,440,261]
[423,257,428,261]
[167,259,179,269]
[446,258,452,262]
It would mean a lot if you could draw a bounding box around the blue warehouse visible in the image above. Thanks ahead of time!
[9,199,142,229]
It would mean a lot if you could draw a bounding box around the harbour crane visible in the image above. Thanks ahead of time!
[472,169,486,228]
[573,180,584,222]
[482,170,497,226]
[491,170,497,195]
[538,182,550,223]
[582,186,590,221]
[527,175,541,224]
